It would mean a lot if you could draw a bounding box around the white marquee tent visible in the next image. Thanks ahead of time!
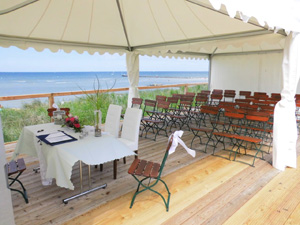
[0,0,300,223]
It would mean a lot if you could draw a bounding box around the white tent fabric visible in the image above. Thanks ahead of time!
[0,0,286,56]
[210,52,284,94]
[126,52,140,108]
[273,33,300,171]
[207,0,300,33]
[0,116,15,225]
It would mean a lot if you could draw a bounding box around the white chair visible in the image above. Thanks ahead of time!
[118,108,143,154]
[109,108,142,179]
[105,104,122,138]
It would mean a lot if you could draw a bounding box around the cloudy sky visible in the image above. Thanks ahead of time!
[0,46,209,72]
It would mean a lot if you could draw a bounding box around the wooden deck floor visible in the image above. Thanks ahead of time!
[5,131,300,225]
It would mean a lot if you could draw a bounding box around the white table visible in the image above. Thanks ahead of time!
[13,123,135,193]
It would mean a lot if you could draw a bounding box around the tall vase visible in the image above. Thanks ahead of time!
[94,109,102,137]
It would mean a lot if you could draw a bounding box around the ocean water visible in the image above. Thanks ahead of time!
[0,71,208,108]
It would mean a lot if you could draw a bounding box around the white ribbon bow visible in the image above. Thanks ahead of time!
[52,103,60,110]
[169,130,196,157]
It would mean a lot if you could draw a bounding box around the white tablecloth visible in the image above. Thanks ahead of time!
[13,123,135,190]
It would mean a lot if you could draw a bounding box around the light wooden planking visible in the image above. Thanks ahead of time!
[285,202,300,224]
[223,157,300,225]
[164,159,279,225]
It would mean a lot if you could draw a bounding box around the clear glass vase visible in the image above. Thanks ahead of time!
[94,110,102,137]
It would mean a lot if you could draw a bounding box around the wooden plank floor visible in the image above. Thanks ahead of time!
[5,130,300,225]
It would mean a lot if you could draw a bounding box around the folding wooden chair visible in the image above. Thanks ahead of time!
[47,107,70,121]
[224,90,236,102]
[189,95,208,124]
[128,133,174,211]
[121,97,143,118]
[131,97,143,108]
[210,93,223,106]
[156,95,167,102]
[167,96,179,113]
[5,158,28,203]
[212,89,223,95]
[239,91,251,99]
[141,100,169,141]
[212,112,246,161]
[168,100,191,131]
[190,107,219,153]
[213,112,268,167]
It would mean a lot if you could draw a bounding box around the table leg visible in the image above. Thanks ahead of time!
[62,184,107,204]
[80,160,83,192]
[88,165,91,189]
[62,161,107,204]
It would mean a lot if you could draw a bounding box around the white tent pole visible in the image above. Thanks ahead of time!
[0,115,15,225]
[208,54,212,91]
[0,0,38,15]
[273,32,300,171]
[126,52,140,108]
[208,47,218,91]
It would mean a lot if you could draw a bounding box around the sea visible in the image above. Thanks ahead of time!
[0,71,208,108]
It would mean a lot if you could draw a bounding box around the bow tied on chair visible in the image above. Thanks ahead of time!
[169,130,196,157]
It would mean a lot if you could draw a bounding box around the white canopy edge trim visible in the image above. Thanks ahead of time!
[0,35,209,59]
[186,0,268,31]
[205,0,300,34]
[137,50,209,60]
[0,35,128,55]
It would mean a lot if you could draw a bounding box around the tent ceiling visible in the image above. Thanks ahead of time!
[0,0,287,58]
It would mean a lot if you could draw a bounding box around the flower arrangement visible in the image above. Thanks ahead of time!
[64,114,83,133]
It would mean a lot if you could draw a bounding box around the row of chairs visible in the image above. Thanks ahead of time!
[129,91,278,142]
[190,104,273,167]
[138,96,198,141]
[187,89,282,105]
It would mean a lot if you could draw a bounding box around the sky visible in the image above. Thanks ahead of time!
[0,46,209,72]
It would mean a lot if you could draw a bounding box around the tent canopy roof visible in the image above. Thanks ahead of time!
[0,0,296,58]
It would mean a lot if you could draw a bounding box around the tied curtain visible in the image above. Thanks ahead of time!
[126,52,140,108]
[273,32,300,171]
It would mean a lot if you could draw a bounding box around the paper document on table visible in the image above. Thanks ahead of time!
[45,132,72,143]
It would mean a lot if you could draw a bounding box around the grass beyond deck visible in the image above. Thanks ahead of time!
[5,131,300,225]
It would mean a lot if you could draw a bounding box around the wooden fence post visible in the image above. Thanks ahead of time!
[48,94,55,122]
[184,85,188,94]
[49,94,54,108]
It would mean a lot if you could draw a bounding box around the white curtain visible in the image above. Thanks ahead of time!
[0,115,15,225]
[273,33,300,171]
[126,52,140,108]
[210,52,283,95]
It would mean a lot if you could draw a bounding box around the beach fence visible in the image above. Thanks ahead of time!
[0,83,206,108]
[0,83,207,143]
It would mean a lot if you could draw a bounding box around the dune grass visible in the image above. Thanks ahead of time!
[0,84,207,142]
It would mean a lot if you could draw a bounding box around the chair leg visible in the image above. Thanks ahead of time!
[8,177,29,203]
[113,160,117,179]
[129,176,171,211]
[134,150,138,159]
